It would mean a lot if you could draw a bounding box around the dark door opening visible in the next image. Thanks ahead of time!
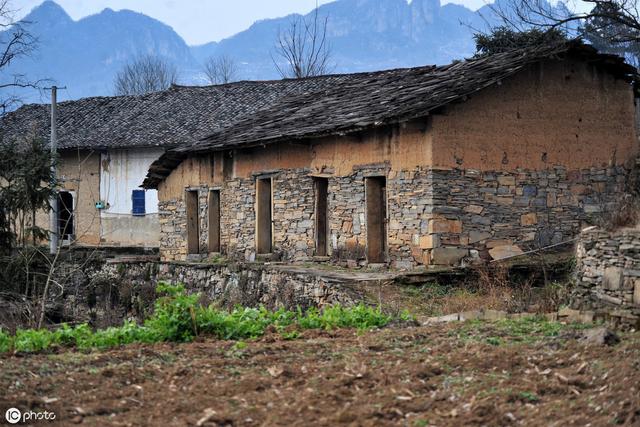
[186,190,199,255]
[314,178,329,256]
[256,177,272,254]
[208,190,221,253]
[57,191,74,241]
[365,177,387,263]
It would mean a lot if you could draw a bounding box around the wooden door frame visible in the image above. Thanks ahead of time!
[255,175,274,254]
[208,189,221,253]
[365,176,388,263]
[186,189,200,255]
[313,177,329,257]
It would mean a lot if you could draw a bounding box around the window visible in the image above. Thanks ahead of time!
[132,190,146,216]
[58,191,74,242]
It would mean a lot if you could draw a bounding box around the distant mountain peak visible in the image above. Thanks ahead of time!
[24,1,72,24]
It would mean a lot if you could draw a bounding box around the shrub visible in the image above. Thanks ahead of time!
[599,194,640,231]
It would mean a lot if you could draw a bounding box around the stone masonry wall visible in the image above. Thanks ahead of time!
[573,227,640,328]
[46,259,361,330]
[272,169,316,260]
[158,198,187,261]
[158,164,629,269]
[419,165,630,266]
[97,261,360,313]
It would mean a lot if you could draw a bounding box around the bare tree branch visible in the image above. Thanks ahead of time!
[203,54,238,85]
[114,55,178,96]
[488,0,640,46]
[272,6,334,79]
[0,0,41,115]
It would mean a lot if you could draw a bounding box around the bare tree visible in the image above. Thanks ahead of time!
[114,55,178,96]
[487,0,640,58]
[203,54,238,85]
[0,0,42,114]
[272,6,333,79]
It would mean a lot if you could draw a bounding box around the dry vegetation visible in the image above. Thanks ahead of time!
[370,263,572,319]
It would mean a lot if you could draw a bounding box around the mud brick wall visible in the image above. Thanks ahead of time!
[572,227,640,328]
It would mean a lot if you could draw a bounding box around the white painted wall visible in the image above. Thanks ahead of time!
[99,148,164,246]
[100,148,163,215]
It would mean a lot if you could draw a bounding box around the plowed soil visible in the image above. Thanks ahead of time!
[1,321,639,426]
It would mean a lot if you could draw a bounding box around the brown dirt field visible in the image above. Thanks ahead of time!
[1,321,639,427]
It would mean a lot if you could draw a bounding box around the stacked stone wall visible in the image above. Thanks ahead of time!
[96,261,359,314]
[158,198,187,261]
[572,227,640,328]
[272,169,316,260]
[421,165,630,266]
[158,164,630,269]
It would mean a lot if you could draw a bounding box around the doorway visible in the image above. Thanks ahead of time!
[256,177,272,254]
[314,178,329,256]
[57,191,74,242]
[186,190,199,255]
[208,190,221,253]
[365,177,387,263]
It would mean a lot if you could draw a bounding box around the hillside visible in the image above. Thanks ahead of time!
[2,0,498,102]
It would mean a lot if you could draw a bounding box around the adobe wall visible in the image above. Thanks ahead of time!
[35,150,102,245]
[573,227,640,328]
[431,59,637,171]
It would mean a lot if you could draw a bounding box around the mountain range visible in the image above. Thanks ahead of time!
[2,0,500,103]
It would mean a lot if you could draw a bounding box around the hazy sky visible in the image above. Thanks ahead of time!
[12,0,489,45]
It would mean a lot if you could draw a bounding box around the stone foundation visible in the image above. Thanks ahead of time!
[572,227,640,328]
[158,164,630,269]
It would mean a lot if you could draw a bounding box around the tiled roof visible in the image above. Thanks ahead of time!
[142,41,637,189]
[0,76,352,150]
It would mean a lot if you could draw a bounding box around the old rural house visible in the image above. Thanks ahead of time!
[144,42,639,269]
[0,79,341,247]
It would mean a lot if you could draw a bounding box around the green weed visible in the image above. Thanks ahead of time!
[1,283,396,354]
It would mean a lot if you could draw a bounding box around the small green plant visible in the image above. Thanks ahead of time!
[0,329,12,353]
[145,282,199,342]
[281,330,300,340]
[518,391,540,403]
[14,329,54,353]
[486,336,503,346]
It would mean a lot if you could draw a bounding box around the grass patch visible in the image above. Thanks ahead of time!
[456,315,595,345]
[0,283,395,354]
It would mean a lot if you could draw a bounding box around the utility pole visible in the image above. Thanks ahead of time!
[48,86,63,254]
